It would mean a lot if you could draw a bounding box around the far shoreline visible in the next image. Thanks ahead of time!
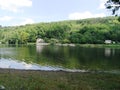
[1,43,120,49]
[35,43,120,48]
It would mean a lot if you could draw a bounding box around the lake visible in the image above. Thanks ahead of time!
[0,44,120,73]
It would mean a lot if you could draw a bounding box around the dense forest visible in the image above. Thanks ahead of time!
[0,16,120,44]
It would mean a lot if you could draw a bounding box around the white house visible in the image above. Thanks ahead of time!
[104,40,112,44]
[36,38,49,45]
[36,38,44,44]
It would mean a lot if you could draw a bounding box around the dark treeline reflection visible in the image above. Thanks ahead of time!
[0,45,120,70]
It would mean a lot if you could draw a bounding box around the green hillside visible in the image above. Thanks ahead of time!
[0,16,120,44]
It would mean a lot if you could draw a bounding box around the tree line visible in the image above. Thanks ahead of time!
[0,17,120,44]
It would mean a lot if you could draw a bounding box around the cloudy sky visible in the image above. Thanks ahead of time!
[0,0,110,26]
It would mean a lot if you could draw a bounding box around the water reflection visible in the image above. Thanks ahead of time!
[105,48,111,57]
[0,45,120,71]
[36,45,44,53]
[0,58,61,70]
[104,48,115,57]
[0,58,87,72]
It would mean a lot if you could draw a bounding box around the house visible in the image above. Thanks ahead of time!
[36,38,49,45]
[104,40,112,44]
[36,38,44,44]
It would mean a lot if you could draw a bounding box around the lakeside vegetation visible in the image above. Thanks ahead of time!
[0,16,120,44]
[0,69,120,90]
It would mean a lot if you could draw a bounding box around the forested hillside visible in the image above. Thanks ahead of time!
[0,16,120,44]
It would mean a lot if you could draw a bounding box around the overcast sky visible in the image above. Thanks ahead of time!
[0,0,110,26]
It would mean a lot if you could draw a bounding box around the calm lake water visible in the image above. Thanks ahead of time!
[0,45,120,72]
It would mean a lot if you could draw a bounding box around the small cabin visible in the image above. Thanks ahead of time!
[36,38,44,44]
[104,40,112,44]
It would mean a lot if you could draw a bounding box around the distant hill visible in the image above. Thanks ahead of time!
[0,16,120,44]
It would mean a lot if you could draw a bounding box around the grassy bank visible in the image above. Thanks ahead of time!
[76,44,120,48]
[0,69,120,90]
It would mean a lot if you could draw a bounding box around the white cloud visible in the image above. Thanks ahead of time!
[20,18,34,25]
[0,16,13,21]
[68,11,106,20]
[0,0,32,12]
[99,0,108,9]
[15,18,34,26]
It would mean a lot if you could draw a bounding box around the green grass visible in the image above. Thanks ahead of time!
[0,69,120,90]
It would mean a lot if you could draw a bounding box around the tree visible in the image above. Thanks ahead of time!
[105,0,120,16]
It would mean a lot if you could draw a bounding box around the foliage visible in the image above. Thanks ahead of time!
[0,17,120,44]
